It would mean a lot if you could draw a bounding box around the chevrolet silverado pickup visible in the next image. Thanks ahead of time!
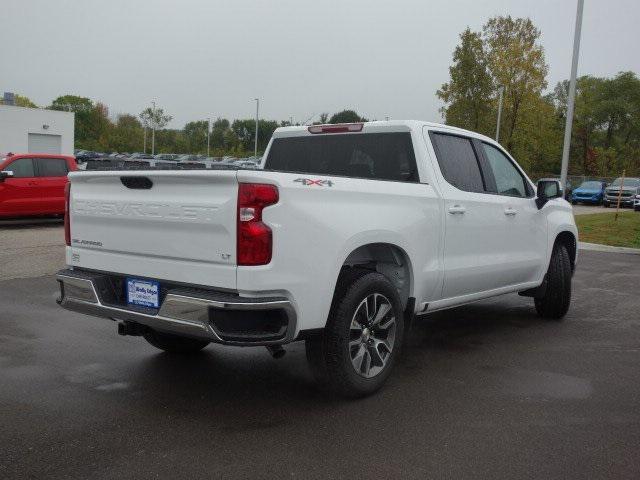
[56,121,578,397]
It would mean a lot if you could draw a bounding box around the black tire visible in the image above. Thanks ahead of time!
[571,200,578,205]
[603,202,610,208]
[534,243,572,320]
[143,329,210,353]
[306,269,404,398]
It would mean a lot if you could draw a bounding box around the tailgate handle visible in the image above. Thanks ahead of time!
[121,176,153,189]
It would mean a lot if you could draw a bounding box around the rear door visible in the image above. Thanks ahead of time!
[0,157,40,216]
[34,157,70,214]
[427,131,511,299]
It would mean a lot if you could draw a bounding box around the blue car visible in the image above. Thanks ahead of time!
[571,180,607,205]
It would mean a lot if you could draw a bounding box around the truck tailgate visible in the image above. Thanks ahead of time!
[67,170,238,289]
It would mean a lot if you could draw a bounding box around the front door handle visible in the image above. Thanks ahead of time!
[448,205,466,215]
[504,207,518,216]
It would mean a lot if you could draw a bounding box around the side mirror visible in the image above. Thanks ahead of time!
[536,178,563,209]
[0,170,14,182]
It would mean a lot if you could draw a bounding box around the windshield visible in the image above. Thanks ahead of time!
[580,181,603,189]
[611,178,640,187]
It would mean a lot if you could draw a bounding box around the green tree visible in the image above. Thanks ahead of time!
[0,94,38,108]
[109,114,143,153]
[184,120,209,153]
[209,118,231,151]
[49,95,111,150]
[50,95,93,113]
[231,119,279,153]
[328,110,368,124]
[553,76,606,175]
[139,106,172,131]
[437,28,494,133]
[552,71,640,176]
[483,16,548,152]
[138,106,172,154]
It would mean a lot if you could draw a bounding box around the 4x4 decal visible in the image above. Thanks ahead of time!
[294,178,334,187]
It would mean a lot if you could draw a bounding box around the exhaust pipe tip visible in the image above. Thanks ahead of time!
[266,345,286,359]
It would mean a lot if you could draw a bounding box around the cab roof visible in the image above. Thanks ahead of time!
[272,120,496,144]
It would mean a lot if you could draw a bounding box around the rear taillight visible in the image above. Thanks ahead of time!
[237,183,278,266]
[64,182,71,246]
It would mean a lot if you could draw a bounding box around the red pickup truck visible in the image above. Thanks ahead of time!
[0,154,77,219]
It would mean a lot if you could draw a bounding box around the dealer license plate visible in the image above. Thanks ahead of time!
[126,278,160,308]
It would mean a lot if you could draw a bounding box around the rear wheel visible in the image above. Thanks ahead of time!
[143,329,210,353]
[534,243,572,320]
[306,270,404,398]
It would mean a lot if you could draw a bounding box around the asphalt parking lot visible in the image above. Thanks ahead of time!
[2,225,640,479]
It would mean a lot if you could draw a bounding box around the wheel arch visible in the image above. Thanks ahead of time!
[555,230,577,272]
[339,242,414,311]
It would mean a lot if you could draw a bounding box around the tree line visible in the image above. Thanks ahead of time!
[1,93,367,156]
[437,15,640,178]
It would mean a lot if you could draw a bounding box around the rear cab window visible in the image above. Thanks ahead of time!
[429,133,485,193]
[36,158,69,177]
[429,130,532,197]
[264,132,419,183]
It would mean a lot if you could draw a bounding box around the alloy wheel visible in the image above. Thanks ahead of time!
[349,293,396,378]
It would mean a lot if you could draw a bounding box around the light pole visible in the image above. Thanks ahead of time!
[151,101,156,156]
[560,0,585,190]
[495,85,504,142]
[254,98,259,157]
[207,117,211,156]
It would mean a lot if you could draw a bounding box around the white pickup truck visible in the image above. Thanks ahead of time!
[57,121,577,397]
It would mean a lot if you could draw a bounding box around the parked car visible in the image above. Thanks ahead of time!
[571,180,607,205]
[154,153,180,161]
[634,194,640,212]
[176,154,200,162]
[603,177,640,207]
[74,151,101,163]
[129,153,155,160]
[56,121,577,397]
[0,153,77,218]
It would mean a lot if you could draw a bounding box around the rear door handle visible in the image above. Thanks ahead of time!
[504,208,518,216]
[448,205,466,215]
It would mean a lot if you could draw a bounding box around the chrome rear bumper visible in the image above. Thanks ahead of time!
[56,269,297,346]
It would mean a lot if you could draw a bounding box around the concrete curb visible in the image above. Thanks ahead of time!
[579,242,640,255]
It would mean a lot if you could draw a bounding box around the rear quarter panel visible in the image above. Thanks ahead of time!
[236,169,442,333]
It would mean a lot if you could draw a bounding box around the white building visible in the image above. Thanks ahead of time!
[0,104,74,155]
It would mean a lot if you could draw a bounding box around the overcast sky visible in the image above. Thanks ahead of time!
[2,0,638,128]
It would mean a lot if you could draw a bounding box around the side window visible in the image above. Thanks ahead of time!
[430,133,485,192]
[5,158,35,178]
[36,158,69,177]
[481,143,527,198]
